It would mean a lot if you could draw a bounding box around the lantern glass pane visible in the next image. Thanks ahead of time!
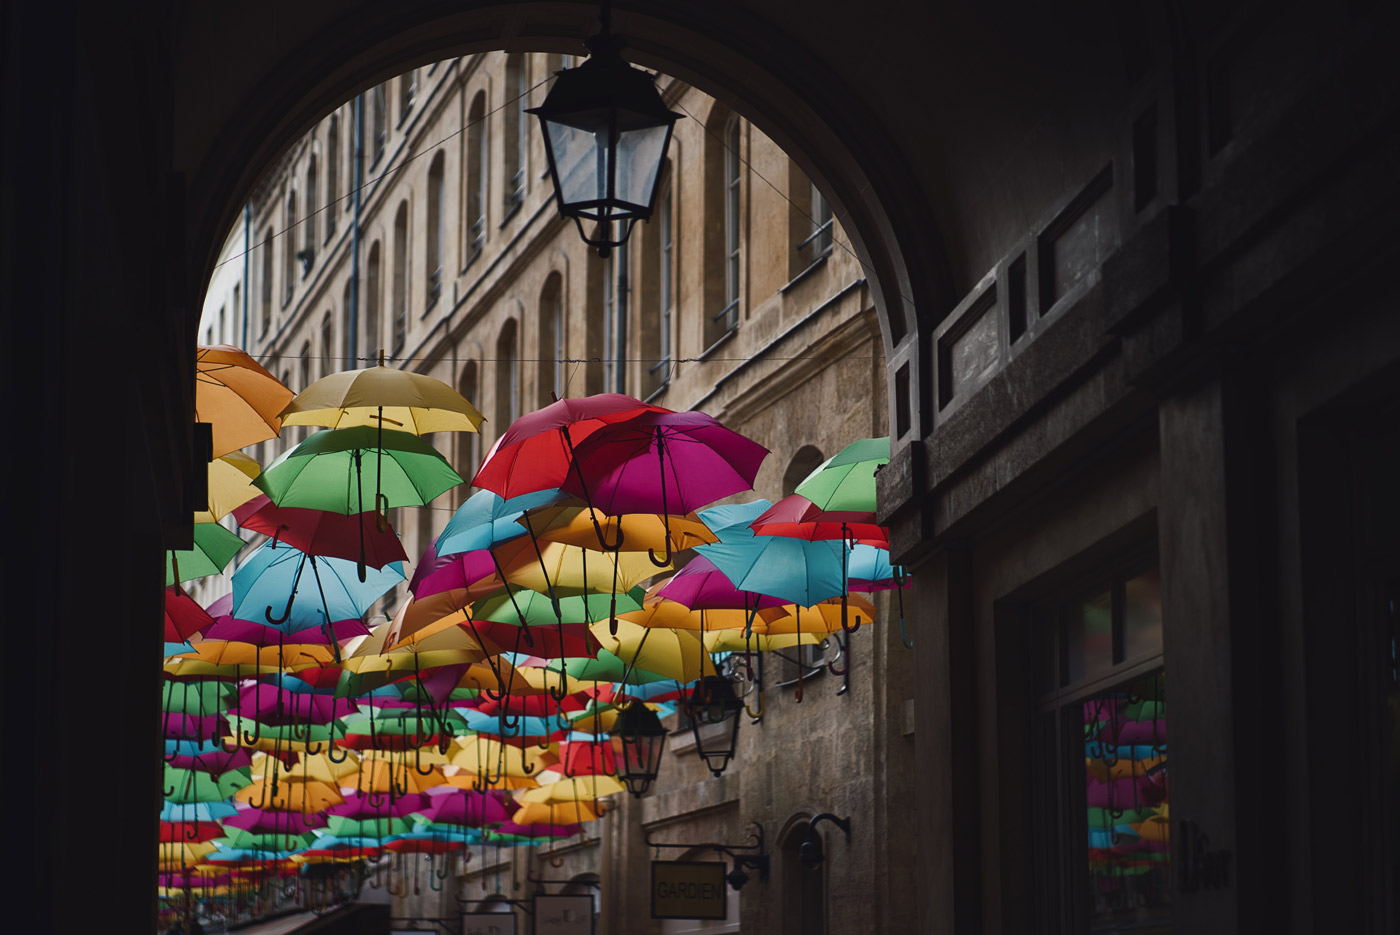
[694,715,735,754]
[545,118,605,212]
[615,124,669,210]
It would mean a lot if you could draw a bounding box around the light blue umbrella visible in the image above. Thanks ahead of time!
[695,535,845,607]
[160,801,240,823]
[697,499,772,541]
[436,488,566,556]
[230,542,404,650]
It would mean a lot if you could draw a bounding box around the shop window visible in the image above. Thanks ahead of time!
[1030,559,1169,933]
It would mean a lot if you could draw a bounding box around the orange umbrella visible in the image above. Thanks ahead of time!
[196,344,294,458]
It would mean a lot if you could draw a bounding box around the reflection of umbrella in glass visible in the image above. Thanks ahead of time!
[196,344,295,458]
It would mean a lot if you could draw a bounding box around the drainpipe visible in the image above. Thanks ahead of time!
[348,93,364,365]
[241,202,251,348]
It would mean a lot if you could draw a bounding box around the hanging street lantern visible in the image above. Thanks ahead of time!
[528,8,681,257]
[684,676,743,777]
[614,701,667,796]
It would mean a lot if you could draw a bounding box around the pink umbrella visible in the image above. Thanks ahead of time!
[222,807,328,833]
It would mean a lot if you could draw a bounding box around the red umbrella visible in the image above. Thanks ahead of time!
[749,493,888,544]
[472,393,667,499]
[233,495,408,568]
[165,586,215,641]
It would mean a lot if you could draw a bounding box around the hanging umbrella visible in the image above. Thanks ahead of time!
[166,522,246,586]
[165,586,216,641]
[255,427,462,517]
[560,409,769,562]
[749,493,887,543]
[196,452,264,523]
[693,535,846,608]
[435,488,565,556]
[654,555,788,613]
[196,345,295,458]
[517,506,716,554]
[472,393,667,500]
[230,542,404,651]
[278,361,484,435]
[793,435,890,513]
[588,618,717,683]
[233,495,409,568]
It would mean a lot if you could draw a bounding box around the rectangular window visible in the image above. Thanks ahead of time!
[1033,559,1170,933]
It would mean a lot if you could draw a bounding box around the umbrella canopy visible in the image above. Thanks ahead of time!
[255,427,462,515]
[435,488,565,556]
[164,586,215,641]
[561,409,769,518]
[793,435,890,512]
[749,493,887,542]
[654,555,788,612]
[279,362,485,435]
[233,495,409,568]
[196,345,295,458]
[472,393,666,499]
[196,452,264,523]
[694,535,846,607]
[167,522,246,586]
[589,619,717,683]
[230,543,404,636]
[517,506,716,554]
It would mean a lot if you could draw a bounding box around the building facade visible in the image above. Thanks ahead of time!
[202,51,909,933]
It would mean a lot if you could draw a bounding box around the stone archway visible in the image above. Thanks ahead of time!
[175,1,955,450]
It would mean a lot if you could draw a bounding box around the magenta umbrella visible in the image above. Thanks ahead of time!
[231,683,356,725]
[203,594,371,644]
[327,791,431,819]
[560,409,768,562]
[168,747,253,774]
[416,788,510,827]
[222,806,328,833]
[656,555,787,613]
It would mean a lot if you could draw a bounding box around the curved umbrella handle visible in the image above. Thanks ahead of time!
[184,818,201,841]
[265,595,293,625]
[521,758,537,776]
[326,742,349,764]
[591,518,625,552]
[375,492,391,533]
[241,720,263,745]
[413,746,436,777]
[647,540,673,568]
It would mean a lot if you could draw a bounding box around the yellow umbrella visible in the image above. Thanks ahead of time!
[352,753,448,794]
[195,452,262,523]
[756,594,877,635]
[449,736,555,782]
[440,764,539,792]
[158,840,219,871]
[506,540,670,595]
[588,618,717,683]
[703,629,824,654]
[196,344,295,458]
[250,749,360,784]
[518,507,716,554]
[511,800,605,826]
[163,640,336,677]
[518,774,626,803]
[234,776,344,812]
[279,361,484,435]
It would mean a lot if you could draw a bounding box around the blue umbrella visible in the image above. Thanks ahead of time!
[230,542,404,655]
[160,801,240,823]
[694,535,845,607]
[697,499,772,541]
[436,488,566,556]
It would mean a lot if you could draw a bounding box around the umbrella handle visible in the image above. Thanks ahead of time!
[265,598,293,625]
[326,742,350,764]
[375,493,390,533]
[647,540,673,568]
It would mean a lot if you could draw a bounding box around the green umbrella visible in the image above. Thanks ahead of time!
[216,828,317,851]
[548,648,673,685]
[324,815,413,839]
[163,764,253,803]
[166,522,246,585]
[163,680,236,717]
[474,587,644,626]
[254,426,462,515]
[794,436,890,513]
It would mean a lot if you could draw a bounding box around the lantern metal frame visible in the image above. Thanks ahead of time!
[683,675,744,777]
[614,701,667,797]
[527,5,681,257]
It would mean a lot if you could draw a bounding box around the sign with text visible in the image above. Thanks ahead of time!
[532,894,594,935]
[650,860,728,920]
[462,912,517,935]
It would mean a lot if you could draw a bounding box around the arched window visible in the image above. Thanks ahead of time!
[341,279,353,362]
[503,54,527,211]
[779,818,826,935]
[783,446,826,496]
[640,162,673,396]
[495,319,519,437]
[283,190,297,304]
[259,225,273,334]
[537,272,563,408]
[297,341,313,443]
[704,107,740,348]
[370,83,387,166]
[365,240,382,356]
[465,91,488,266]
[325,115,339,240]
[426,153,445,310]
[304,155,318,258]
[399,69,417,123]
[391,201,409,356]
[320,312,335,378]
[456,360,480,496]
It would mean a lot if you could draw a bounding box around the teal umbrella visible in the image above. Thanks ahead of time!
[694,535,845,607]
[794,436,889,513]
[163,764,253,803]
